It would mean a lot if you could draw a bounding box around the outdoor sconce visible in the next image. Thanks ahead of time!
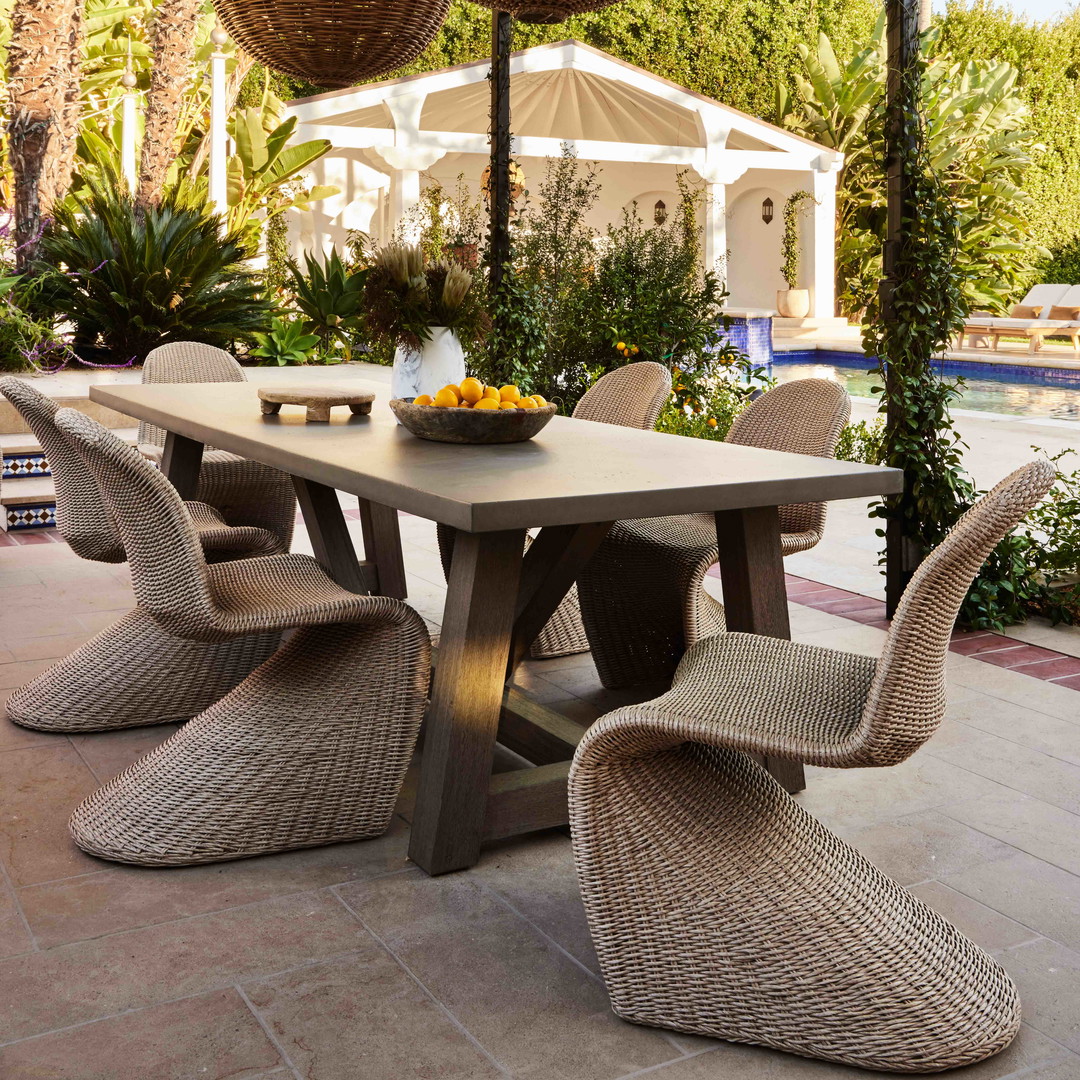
[762,198,774,224]
[654,199,668,225]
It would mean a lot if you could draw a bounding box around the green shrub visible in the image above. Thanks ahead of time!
[36,183,270,365]
[835,417,886,464]
[288,248,367,361]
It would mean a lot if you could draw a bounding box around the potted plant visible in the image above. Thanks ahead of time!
[777,190,815,318]
[363,243,489,403]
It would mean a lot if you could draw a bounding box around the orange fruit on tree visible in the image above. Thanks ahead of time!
[433,387,459,408]
[459,377,484,404]
[499,384,521,403]
[414,394,434,406]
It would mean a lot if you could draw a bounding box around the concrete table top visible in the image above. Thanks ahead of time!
[91,381,903,533]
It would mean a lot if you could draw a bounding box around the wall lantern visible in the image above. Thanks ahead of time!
[653,199,668,226]
[761,198,774,224]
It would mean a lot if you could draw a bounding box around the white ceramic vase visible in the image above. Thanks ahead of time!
[776,289,811,319]
[391,327,467,406]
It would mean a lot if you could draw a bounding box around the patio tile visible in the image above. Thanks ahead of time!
[948,661,1080,722]
[944,694,1080,766]
[509,668,581,705]
[5,631,94,663]
[1050,674,1080,691]
[0,743,102,886]
[948,633,1010,657]
[976,644,1062,669]
[337,870,682,1080]
[0,698,64,753]
[835,809,1016,887]
[0,890,368,1042]
[1021,656,1080,681]
[926,732,1080,817]
[0,876,33,958]
[999,937,1080,1052]
[0,604,83,641]
[797,755,1007,833]
[908,881,1039,951]
[67,723,181,782]
[942,791,1080,877]
[1019,1054,1080,1078]
[0,658,52,690]
[243,948,504,1080]
[941,851,1080,953]
[0,988,284,1079]
[631,1022,1071,1078]
[19,816,413,948]
[472,831,600,975]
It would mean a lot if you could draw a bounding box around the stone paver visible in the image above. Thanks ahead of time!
[0,504,1078,1078]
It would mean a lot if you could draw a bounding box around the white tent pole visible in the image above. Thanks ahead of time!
[209,24,229,221]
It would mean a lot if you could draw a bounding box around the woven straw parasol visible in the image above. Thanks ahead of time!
[212,0,451,89]
[471,0,623,22]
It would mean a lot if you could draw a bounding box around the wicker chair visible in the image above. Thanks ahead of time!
[579,378,851,687]
[569,460,1054,1073]
[139,343,296,546]
[438,361,672,659]
[0,378,283,733]
[55,408,431,866]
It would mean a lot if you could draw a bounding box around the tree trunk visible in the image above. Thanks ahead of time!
[6,0,82,269]
[44,0,85,211]
[136,0,202,209]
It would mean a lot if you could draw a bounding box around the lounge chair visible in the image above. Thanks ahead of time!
[962,284,1080,356]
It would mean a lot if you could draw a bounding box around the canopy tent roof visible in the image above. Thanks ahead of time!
[287,40,842,178]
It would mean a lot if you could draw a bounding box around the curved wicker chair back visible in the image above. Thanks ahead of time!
[139,343,246,448]
[0,378,126,562]
[573,361,671,429]
[55,409,218,634]
[855,459,1055,767]
[725,379,851,539]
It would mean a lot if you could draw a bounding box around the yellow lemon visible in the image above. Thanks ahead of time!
[438,384,462,404]
[631,345,640,354]
[473,397,500,410]
[482,385,501,401]
[707,417,718,428]
[413,394,434,406]
[499,384,521,404]
[615,341,626,351]
[459,377,484,404]
[530,393,547,407]
[433,387,460,408]
[499,400,518,410]
[518,396,537,409]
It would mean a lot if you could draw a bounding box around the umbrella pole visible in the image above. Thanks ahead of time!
[489,10,513,303]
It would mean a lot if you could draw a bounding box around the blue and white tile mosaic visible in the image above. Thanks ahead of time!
[5,503,57,531]
[2,452,51,480]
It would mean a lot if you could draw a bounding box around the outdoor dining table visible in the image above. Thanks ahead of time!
[90,380,903,875]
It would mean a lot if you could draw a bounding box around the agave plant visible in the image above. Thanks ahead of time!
[250,315,322,366]
[288,247,368,361]
[36,179,271,364]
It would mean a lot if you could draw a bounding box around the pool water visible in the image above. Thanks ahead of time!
[769,350,1080,421]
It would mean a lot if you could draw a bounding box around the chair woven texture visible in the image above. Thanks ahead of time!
[568,460,1054,1072]
[55,408,432,865]
[213,0,450,89]
[578,378,850,688]
[139,343,296,547]
[436,361,671,660]
[0,378,283,733]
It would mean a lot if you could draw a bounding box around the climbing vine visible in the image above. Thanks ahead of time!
[780,190,815,290]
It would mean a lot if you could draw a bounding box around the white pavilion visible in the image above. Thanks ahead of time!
[284,40,843,319]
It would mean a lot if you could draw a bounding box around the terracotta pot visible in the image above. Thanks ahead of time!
[776,289,811,318]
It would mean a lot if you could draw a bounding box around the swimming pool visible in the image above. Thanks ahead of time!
[769,349,1080,420]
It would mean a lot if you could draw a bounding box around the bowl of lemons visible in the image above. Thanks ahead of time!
[390,379,557,444]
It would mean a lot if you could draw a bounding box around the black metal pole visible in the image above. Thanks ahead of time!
[882,0,921,616]
[489,10,513,300]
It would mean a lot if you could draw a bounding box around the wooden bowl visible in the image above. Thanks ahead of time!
[390,398,557,444]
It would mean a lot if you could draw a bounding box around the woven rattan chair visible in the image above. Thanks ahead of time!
[139,343,296,546]
[0,377,283,733]
[569,460,1054,1073]
[579,378,850,687]
[438,361,672,659]
[56,408,431,866]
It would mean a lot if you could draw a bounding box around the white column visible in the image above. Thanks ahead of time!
[208,27,229,221]
[120,90,137,191]
[704,182,727,276]
[370,146,447,239]
[810,164,839,319]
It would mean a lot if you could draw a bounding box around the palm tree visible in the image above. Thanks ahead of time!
[136,0,202,209]
[5,0,84,268]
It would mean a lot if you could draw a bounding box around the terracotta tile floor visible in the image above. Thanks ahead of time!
[1,515,1079,1079]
